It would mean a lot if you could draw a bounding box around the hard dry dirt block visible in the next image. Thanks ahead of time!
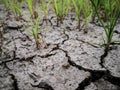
[60,39,104,70]
[85,79,120,90]
[0,75,15,90]
[104,45,120,77]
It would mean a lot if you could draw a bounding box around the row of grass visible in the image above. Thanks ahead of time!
[1,0,120,51]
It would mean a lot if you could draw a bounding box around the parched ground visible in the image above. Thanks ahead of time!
[0,4,120,90]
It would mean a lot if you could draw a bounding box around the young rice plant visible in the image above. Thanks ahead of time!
[90,0,120,51]
[72,0,83,31]
[53,0,71,26]
[40,0,52,24]
[81,0,92,33]
[3,0,24,20]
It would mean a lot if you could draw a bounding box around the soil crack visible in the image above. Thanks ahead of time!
[38,53,57,58]
[3,23,23,30]
[62,29,69,44]
[114,30,120,34]
[9,74,19,90]
[104,72,120,87]
[76,38,99,48]
[31,81,54,90]
[100,49,108,68]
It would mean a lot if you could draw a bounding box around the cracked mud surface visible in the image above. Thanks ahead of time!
[0,5,120,90]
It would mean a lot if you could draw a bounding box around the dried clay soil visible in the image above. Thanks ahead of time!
[0,4,120,90]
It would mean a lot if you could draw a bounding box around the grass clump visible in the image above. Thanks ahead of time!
[53,0,71,26]
[3,0,24,20]
[25,0,46,49]
[72,0,83,31]
[72,0,92,32]
[26,0,38,19]
[26,0,33,18]
[81,0,92,33]
[90,0,120,51]
[32,16,41,49]
[91,0,101,22]
[40,0,52,25]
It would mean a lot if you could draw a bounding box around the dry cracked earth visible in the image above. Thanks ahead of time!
[0,4,120,90]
